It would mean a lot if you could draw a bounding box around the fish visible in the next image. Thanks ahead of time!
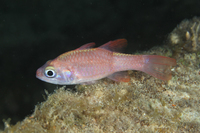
[36,39,176,85]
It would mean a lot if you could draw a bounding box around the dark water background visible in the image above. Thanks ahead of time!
[0,0,200,129]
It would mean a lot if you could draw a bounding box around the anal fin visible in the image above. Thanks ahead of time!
[107,71,130,82]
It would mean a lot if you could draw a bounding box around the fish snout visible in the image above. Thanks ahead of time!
[36,68,43,79]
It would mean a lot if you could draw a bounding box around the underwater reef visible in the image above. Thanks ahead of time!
[1,17,200,133]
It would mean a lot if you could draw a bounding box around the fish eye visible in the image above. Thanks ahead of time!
[45,67,56,78]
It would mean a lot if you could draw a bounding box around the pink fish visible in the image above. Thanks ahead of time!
[36,39,176,85]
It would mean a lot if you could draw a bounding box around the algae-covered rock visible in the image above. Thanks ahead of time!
[1,17,200,133]
[168,17,200,53]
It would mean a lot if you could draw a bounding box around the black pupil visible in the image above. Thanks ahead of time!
[47,70,54,76]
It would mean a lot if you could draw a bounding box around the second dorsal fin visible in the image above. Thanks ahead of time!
[99,39,127,52]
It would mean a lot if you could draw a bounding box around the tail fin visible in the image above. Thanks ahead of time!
[141,55,176,80]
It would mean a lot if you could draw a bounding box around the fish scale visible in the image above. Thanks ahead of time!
[72,49,113,79]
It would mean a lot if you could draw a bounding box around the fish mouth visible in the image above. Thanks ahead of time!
[36,68,43,79]
[36,69,49,83]
[36,68,57,84]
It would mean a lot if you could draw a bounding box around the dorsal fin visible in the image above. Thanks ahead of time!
[99,39,127,52]
[75,42,96,50]
[107,71,130,82]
